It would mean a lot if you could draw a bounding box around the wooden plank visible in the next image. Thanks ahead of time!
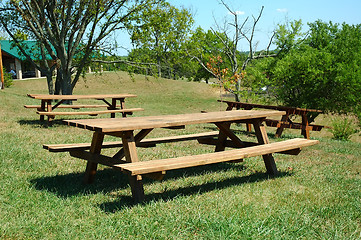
[64,110,286,133]
[37,108,143,116]
[69,150,127,166]
[198,137,302,155]
[265,119,325,131]
[218,100,323,113]
[25,104,123,109]
[153,131,219,143]
[275,113,290,138]
[84,132,104,184]
[122,131,139,163]
[44,131,220,152]
[27,93,137,100]
[252,119,279,175]
[119,138,319,175]
[215,122,248,148]
[112,129,154,161]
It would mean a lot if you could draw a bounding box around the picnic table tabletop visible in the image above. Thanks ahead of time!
[27,93,137,100]
[219,100,323,114]
[64,109,286,133]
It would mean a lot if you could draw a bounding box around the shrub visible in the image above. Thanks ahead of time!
[330,117,357,141]
[2,68,13,88]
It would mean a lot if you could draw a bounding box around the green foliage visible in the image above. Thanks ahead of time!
[127,1,194,78]
[274,19,305,55]
[186,28,232,82]
[330,117,357,141]
[253,20,361,117]
[270,45,335,110]
[2,68,13,88]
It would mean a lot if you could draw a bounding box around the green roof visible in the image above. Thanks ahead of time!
[0,40,52,61]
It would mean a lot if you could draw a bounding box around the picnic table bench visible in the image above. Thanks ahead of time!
[219,100,327,139]
[25,94,143,124]
[44,110,319,203]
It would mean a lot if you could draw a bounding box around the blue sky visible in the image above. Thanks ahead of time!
[171,0,361,30]
[117,0,361,55]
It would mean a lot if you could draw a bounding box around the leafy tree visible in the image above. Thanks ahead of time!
[248,20,361,122]
[0,0,158,95]
[127,1,194,78]
[270,21,361,117]
[186,27,227,83]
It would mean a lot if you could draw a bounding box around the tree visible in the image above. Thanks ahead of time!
[185,27,229,83]
[0,0,158,95]
[189,1,276,102]
[256,20,361,119]
[127,1,194,78]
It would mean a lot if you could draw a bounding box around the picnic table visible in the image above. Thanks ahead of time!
[44,110,319,202]
[25,93,143,123]
[219,100,327,139]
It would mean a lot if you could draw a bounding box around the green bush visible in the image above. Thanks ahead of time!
[330,117,357,141]
[2,68,13,88]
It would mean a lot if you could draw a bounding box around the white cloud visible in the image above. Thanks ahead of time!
[276,8,288,13]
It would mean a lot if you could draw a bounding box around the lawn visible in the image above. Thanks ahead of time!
[0,72,360,239]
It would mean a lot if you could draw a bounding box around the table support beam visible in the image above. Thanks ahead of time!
[112,129,153,160]
[252,119,278,175]
[121,131,139,163]
[129,175,145,202]
[84,131,104,184]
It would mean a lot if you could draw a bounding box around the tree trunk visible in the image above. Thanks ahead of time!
[46,74,54,95]
[54,68,73,104]
[55,71,62,95]
[235,79,241,102]
[62,71,73,95]
[157,56,162,77]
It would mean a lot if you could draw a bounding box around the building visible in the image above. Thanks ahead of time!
[0,40,47,80]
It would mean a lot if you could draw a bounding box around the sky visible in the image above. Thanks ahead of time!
[116,0,361,55]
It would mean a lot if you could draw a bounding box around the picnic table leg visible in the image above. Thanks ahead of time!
[215,122,245,148]
[129,175,145,203]
[84,131,104,184]
[45,100,55,125]
[121,131,145,202]
[112,129,153,161]
[40,100,46,121]
[121,131,139,163]
[215,122,246,163]
[301,114,310,139]
[275,113,290,138]
[215,122,231,152]
[111,98,117,118]
[225,103,234,111]
[119,98,127,118]
[244,106,254,132]
[253,119,278,175]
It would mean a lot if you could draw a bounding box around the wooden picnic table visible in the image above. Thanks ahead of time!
[45,110,319,202]
[219,100,326,139]
[26,93,143,123]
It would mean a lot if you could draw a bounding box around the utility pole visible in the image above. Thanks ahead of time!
[0,43,4,89]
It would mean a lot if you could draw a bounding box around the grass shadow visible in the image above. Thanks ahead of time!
[31,159,291,212]
[30,162,242,198]
[30,168,130,197]
[100,170,291,212]
[18,119,65,128]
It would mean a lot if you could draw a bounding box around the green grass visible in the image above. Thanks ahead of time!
[0,72,360,239]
